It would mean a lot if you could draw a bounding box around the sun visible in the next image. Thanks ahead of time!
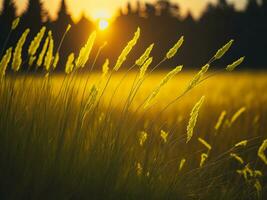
[98,19,109,31]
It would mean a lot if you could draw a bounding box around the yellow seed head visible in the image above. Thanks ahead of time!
[160,130,168,143]
[136,43,154,66]
[179,158,186,171]
[230,153,244,164]
[186,96,205,143]
[138,57,153,80]
[53,53,59,70]
[187,64,209,91]
[65,53,75,74]
[200,153,208,167]
[28,26,46,56]
[235,140,248,148]
[12,29,30,71]
[44,32,54,71]
[258,139,267,165]
[139,131,148,146]
[230,107,246,125]
[0,47,12,78]
[166,35,184,59]
[11,17,20,30]
[28,56,36,67]
[198,137,212,151]
[102,59,109,77]
[37,34,50,67]
[113,27,140,71]
[75,31,96,69]
[214,110,227,131]
[226,57,245,72]
[144,65,183,108]
[214,39,234,60]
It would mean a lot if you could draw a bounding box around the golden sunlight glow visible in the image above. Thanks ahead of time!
[98,19,109,31]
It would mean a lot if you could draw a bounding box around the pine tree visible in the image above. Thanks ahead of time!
[57,0,73,27]
[22,0,44,29]
[0,0,16,26]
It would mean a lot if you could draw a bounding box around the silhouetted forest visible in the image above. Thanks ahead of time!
[0,0,267,71]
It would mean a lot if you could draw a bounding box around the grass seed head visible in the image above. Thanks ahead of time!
[166,35,184,59]
[214,39,234,60]
[139,131,148,146]
[12,28,30,72]
[258,139,267,165]
[235,140,248,148]
[75,31,97,69]
[214,110,227,131]
[28,26,46,56]
[200,153,208,167]
[53,53,59,70]
[144,65,183,108]
[230,153,245,164]
[160,130,168,143]
[44,31,54,71]
[113,27,140,71]
[37,33,50,67]
[138,57,153,80]
[65,53,75,74]
[186,96,205,143]
[0,47,12,78]
[226,57,245,72]
[179,158,186,171]
[11,17,20,30]
[198,137,212,151]
[136,43,154,66]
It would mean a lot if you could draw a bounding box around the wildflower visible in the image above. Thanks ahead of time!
[53,53,59,70]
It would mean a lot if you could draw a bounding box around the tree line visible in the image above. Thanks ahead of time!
[0,0,267,71]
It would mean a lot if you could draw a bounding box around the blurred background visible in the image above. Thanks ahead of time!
[0,0,266,71]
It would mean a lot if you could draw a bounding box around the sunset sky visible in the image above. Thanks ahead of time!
[0,0,248,21]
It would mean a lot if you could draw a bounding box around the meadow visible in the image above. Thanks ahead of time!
[0,20,267,199]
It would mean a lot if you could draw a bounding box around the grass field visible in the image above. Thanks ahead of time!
[1,24,267,199]
[0,71,267,199]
